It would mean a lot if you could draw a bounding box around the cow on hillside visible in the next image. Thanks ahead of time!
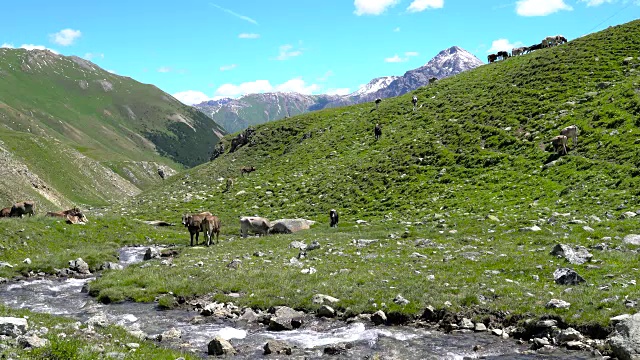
[412,96,418,111]
[240,166,256,176]
[182,212,212,246]
[240,216,271,238]
[551,135,568,155]
[487,54,498,63]
[10,201,35,218]
[374,124,382,141]
[374,98,382,110]
[46,207,88,224]
[329,209,339,228]
[560,125,579,147]
[202,215,221,246]
[158,168,166,180]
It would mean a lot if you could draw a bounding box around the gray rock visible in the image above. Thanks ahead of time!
[317,305,336,318]
[270,219,315,234]
[554,268,585,285]
[161,327,182,340]
[0,317,28,337]
[474,323,487,332]
[264,340,292,355]
[17,334,49,348]
[227,259,241,269]
[546,299,571,309]
[624,235,640,246]
[268,307,304,331]
[238,308,259,323]
[371,310,387,325]
[23,258,31,265]
[550,244,593,265]
[100,262,124,271]
[208,336,236,356]
[307,241,321,250]
[312,294,340,305]
[556,328,584,343]
[86,313,109,328]
[393,294,410,306]
[607,312,640,360]
[288,241,307,250]
[0,262,14,268]
[460,318,474,329]
[622,212,637,219]
[69,258,90,274]
[143,247,161,260]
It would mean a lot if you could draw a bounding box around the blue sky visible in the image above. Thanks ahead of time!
[1,0,639,105]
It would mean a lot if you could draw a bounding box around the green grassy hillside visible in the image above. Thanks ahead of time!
[0,48,226,208]
[1,20,639,337]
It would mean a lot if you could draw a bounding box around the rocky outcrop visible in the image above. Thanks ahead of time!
[550,244,593,265]
[0,317,28,337]
[608,313,640,360]
[269,219,316,234]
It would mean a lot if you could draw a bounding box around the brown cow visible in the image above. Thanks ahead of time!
[487,54,498,63]
[240,166,256,176]
[202,215,222,246]
[0,207,10,217]
[10,201,35,218]
[182,212,212,246]
[225,178,235,192]
[47,207,88,223]
[551,135,568,155]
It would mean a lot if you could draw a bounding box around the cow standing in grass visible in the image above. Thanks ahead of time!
[374,124,382,141]
[182,212,212,246]
[551,135,568,155]
[374,98,382,110]
[240,166,256,176]
[560,125,579,148]
[158,168,166,180]
[329,209,339,228]
[412,96,418,111]
[10,201,35,218]
[202,215,221,246]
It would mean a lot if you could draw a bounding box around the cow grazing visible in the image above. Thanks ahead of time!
[374,124,382,141]
[412,96,418,110]
[329,209,339,228]
[158,168,166,180]
[374,98,382,109]
[487,54,498,63]
[240,166,256,176]
[10,201,35,218]
[512,47,526,56]
[47,207,88,223]
[225,177,234,192]
[542,36,557,48]
[182,212,212,246]
[560,125,579,147]
[202,215,221,246]
[551,135,568,155]
[428,77,438,84]
[555,35,567,45]
[240,216,271,238]
[0,207,10,217]
[497,51,510,60]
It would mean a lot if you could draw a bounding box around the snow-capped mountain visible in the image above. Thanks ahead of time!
[194,46,483,133]
[349,76,399,97]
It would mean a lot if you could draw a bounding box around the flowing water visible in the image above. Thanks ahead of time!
[0,247,598,359]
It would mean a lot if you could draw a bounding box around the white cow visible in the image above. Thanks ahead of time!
[551,135,568,155]
[560,125,579,147]
[240,216,271,238]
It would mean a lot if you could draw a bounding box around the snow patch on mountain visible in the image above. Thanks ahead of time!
[350,76,399,97]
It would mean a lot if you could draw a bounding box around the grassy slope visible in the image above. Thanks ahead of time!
[99,20,639,325]
[1,21,639,336]
[0,48,226,207]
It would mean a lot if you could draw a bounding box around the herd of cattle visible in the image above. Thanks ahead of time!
[0,201,88,224]
[488,35,568,63]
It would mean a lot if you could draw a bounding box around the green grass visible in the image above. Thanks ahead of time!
[1,19,640,341]
[0,305,197,360]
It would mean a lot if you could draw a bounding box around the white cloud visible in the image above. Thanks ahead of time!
[238,33,260,39]
[407,0,444,12]
[158,66,172,73]
[275,44,302,60]
[385,54,406,63]
[1,43,13,48]
[326,88,351,96]
[173,91,213,105]
[84,53,104,61]
[487,39,524,53]
[220,64,237,71]
[214,80,274,98]
[49,28,81,46]
[275,78,319,94]
[578,0,614,5]
[16,44,59,54]
[354,0,400,15]
[516,0,572,16]
[405,51,419,57]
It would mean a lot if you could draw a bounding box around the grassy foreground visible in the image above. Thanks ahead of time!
[0,305,196,360]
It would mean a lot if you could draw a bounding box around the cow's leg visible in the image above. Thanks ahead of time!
[190,231,194,246]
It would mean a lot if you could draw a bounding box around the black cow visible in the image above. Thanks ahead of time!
[329,209,339,228]
[158,168,166,180]
[374,98,382,109]
[412,96,418,110]
[374,124,382,141]
[497,51,510,60]
[487,54,497,63]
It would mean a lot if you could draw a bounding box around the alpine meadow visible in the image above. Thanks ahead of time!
[1,18,640,360]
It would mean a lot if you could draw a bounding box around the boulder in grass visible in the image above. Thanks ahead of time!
[269,219,316,234]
